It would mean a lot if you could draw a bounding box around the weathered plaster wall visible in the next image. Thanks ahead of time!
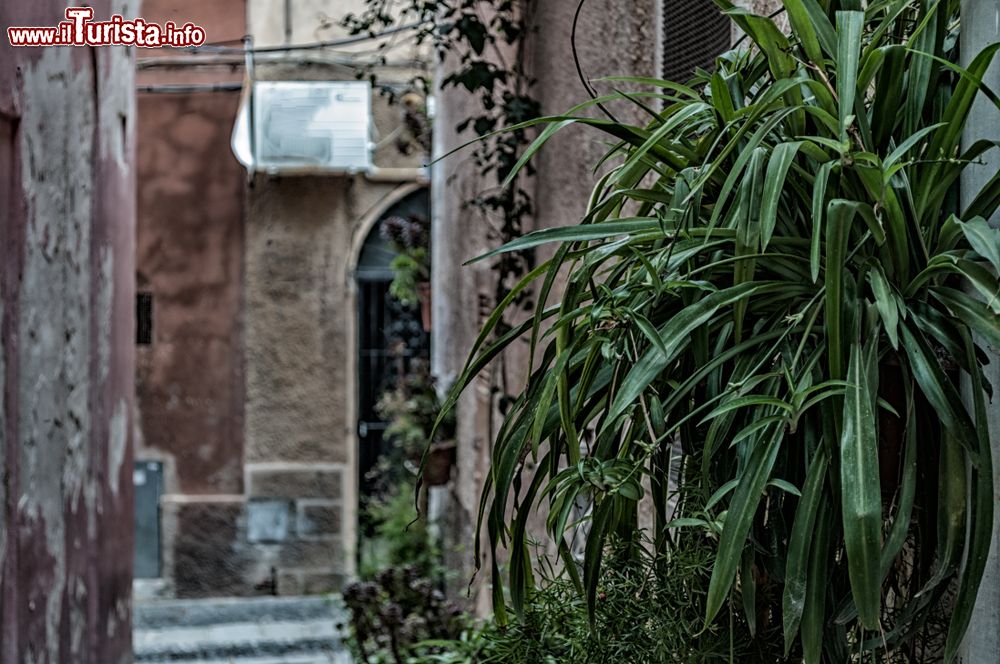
[135,92,245,497]
[0,1,137,661]
[133,0,249,600]
[959,1,1000,660]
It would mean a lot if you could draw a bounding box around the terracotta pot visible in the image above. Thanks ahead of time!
[417,281,432,332]
[423,441,455,486]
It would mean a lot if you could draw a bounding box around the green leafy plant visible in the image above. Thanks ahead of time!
[361,361,451,575]
[344,560,467,664]
[418,536,777,663]
[435,1,999,661]
[377,363,453,463]
[358,474,440,580]
[382,214,431,306]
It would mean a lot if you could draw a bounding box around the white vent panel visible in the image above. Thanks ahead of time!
[251,81,371,173]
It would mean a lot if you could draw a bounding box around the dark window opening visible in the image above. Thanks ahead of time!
[356,189,430,545]
[662,0,731,83]
[136,291,153,345]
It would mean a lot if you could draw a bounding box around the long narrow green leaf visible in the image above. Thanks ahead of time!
[931,287,1000,349]
[869,263,899,348]
[705,422,784,623]
[761,141,802,250]
[468,218,662,263]
[955,216,1000,273]
[880,387,917,579]
[811,161,834,283]
[943,334,995,662]
[783,451,829,653]
[584,497,615,626]
[903,0,940,136]
[840,342,882,629]
[836,11,865,143]
[802,501,833,664]
[783,0,824,64]
[825,200,860,379]
[900,322,980,461]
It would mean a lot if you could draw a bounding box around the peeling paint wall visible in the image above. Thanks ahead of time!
[0,1,137,662]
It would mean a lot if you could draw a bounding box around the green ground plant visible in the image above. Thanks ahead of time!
[433,0,1000,661]
[415,536,777,663]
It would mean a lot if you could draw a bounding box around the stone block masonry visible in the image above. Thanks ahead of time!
[152,464,347,598]
[248,465,344,500]
[246,464,346,590]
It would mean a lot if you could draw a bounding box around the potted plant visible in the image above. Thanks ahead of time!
[381,213,432,330]
[436,1,998,661]
[378,362,455,486]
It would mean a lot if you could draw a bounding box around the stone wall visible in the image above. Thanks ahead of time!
[0,1,137,661]
[243,170,417,589]
[430,0,661,611]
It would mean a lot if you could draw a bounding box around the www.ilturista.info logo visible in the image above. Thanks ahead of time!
[7,7,206,47]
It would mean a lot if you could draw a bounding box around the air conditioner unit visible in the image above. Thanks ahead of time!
[237,80,372,174]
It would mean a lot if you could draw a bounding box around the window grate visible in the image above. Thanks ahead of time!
[136,292,153,345]
[662,0,731,83]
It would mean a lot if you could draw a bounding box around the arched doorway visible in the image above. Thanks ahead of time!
[354,188,431,540]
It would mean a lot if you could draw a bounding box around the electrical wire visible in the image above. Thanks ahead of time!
[732,7,788,48]
[180,21,425,56]
[570,0,618,123]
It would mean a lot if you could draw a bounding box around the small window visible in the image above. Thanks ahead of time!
[662,0,731,82]
[136,292,153,345]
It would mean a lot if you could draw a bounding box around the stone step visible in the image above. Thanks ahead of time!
[159,657,343,664]
[133,596,351,663]
[157,656,346,664]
